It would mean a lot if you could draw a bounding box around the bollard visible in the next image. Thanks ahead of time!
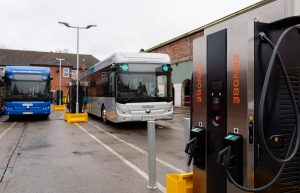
[147,121,158,189]
[184,118,191,172]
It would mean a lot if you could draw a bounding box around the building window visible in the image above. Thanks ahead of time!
[63,68,69,77]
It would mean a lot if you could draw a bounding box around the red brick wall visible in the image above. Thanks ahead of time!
[49,66,85,97]
[49,66,72,97]
[150,31,204,63]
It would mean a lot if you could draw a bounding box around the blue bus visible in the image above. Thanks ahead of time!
[3,66,51,117]
[0,70,4,114]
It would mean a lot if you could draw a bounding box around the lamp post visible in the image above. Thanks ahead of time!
[58,21,97,113]
[56,58,65,106]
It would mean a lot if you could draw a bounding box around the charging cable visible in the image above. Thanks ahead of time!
[222,25,300,192]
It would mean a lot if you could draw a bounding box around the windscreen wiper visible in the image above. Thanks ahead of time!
[119,94,137,102]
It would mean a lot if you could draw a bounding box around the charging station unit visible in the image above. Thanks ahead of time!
[67,84,83,114]
[186,0,300,192]
[64,82,88,123]
[55,90,63,106]
[53,90,65,111]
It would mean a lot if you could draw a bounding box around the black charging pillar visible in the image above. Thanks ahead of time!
[206,29,227,193]
[55,90,63,105]
[68,84,83,113]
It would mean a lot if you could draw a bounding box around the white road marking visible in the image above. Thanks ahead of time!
[75,123,166,193]
[0,122,17,140]
[88,121,185,173]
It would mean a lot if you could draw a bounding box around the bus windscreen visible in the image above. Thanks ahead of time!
[5,80,50,100]
[117,73,172,102]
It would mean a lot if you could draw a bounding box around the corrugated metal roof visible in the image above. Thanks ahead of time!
[146,0,275,52]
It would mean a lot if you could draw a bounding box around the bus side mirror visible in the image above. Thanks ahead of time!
[50,77,53,80]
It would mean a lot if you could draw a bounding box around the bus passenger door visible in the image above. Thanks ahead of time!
[90,79,97,115]
[106,72,116,120]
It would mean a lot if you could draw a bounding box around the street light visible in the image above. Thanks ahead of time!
[56,58,65,106]
[58,21,97,113]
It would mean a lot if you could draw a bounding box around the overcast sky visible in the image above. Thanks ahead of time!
[0,0,260,60]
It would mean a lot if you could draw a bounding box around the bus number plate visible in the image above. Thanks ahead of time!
[142,116,154,121]
[23,112,33,115]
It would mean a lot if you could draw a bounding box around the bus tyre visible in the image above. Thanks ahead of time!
[102,106,107,123]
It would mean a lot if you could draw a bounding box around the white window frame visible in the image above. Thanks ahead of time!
[63,68,69,77]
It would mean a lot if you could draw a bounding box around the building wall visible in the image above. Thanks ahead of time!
[49,66,73,97]
[149,31,203,106]
[172,60,193,84]
[152,31,203,64]
[172,60,193,106]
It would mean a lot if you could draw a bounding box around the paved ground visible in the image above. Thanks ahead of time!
[0,107,190,193]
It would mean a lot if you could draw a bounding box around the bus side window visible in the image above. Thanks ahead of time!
[108,72,115,97]
[90,79,96,97]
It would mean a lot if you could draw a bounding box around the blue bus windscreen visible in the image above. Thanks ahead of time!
[5,80,50,101]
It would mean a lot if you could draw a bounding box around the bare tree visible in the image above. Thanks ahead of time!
[55,49,69,53]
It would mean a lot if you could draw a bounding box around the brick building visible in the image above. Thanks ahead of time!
[146,0,272,107]
[0,49,99,98]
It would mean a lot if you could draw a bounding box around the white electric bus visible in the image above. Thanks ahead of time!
[81,52,173,123]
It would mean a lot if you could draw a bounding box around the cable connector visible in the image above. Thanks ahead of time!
[217,146,232,167]
[259,32,267,40]
[185,137,197,166]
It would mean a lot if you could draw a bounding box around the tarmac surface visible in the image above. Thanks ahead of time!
[0,107,190,193]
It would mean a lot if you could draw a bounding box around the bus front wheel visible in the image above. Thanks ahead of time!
[101,106,107,124]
